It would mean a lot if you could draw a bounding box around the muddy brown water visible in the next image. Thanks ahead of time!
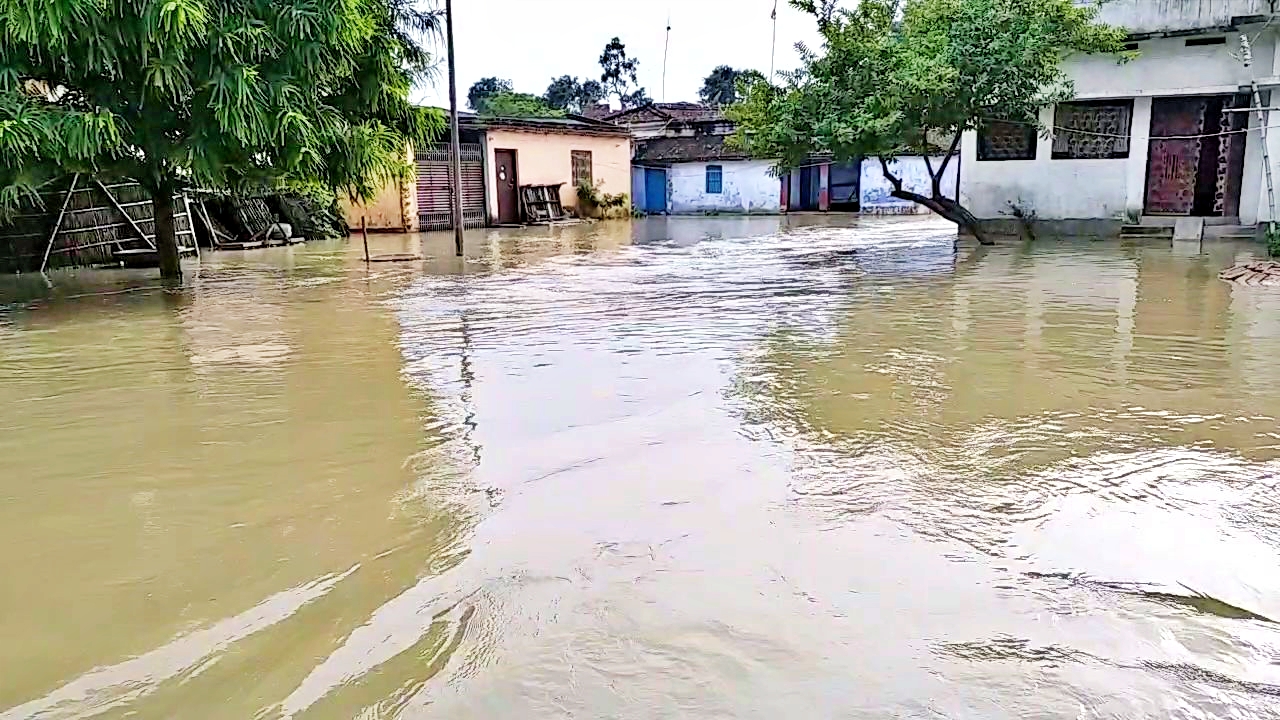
[3,216,1280,719]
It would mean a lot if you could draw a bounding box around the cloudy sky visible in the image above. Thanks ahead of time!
[416,0,824,109]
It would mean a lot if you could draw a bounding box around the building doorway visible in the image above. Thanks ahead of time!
[494,149,521,224]
[1145,95,1248,217]
[644,168,667,214]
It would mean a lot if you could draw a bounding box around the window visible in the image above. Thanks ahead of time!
[1051,100,1133,159]
[977,120,1037,161]
[706,165,723,194]
[571,150,592,187]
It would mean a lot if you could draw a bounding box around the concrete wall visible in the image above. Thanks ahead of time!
[960,31,1279,224]
[339,177,414,231]
[484,129,632,220]
[1094,0,1269,35]
[339,146,416,232]
[669,160,781,214]
[861,156,958,212]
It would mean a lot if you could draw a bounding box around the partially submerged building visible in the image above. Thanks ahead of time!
[612,102,957,215]
[960,0,1280,238]
[343,112,632,230]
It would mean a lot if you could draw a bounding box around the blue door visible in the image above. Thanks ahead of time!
[644,168,667,214]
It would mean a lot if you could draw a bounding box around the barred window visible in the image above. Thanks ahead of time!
[977,120,1037,161]
[571,150,593,187]
[706,165,723,194]
[1052,100,1133,159]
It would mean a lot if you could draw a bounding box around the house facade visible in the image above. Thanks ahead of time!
[960,0,1280,235]
[345,113,631,231]
[612,103,958,215]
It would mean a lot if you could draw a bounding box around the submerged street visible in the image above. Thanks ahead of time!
[3,216,1280,718]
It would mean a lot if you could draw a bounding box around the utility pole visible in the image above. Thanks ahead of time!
[446,0,465,257]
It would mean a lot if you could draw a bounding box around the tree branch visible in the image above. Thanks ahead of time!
[878,156,902,191]
[935,130,963,187]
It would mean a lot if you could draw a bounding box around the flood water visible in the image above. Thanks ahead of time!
[4,216,1280,719]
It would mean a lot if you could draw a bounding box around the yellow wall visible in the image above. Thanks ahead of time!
[484,129,632,220]
[339,146,418,232]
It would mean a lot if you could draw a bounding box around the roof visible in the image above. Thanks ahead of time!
[604,102,726,125]
[452,111,631,137]
[633,134,752,164]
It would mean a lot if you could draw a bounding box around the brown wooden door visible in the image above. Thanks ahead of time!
[494,149,520,224]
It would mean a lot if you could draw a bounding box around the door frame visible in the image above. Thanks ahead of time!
[493,148,520,224]
[1143,94,1248,217]
[644,167,667,214]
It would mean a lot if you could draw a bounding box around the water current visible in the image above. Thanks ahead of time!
[3,216,1280,718]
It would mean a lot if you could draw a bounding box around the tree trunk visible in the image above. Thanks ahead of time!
[152,188,183,284]
[888,189,993,245]
[878,155,993,245]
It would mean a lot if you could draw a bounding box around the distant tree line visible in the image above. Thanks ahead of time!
[467,38,766,118]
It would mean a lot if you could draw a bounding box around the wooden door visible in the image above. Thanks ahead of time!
[1145,98,1207,215]
[494,149,520,224]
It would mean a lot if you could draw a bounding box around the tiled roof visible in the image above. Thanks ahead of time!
[605,102,725,124]
[634,134,751,164]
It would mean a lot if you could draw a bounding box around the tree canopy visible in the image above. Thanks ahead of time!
[699,66,765,106]
[479,91,565,118]
[543,75,605,114]
[467,77,513,113]
[1,0,444,280]
[599,38,650,110]
[728,0,1128,242]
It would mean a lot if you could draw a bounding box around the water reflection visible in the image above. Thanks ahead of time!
[4,218,1280,718]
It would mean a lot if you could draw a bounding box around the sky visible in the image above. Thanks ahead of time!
[416,0,824,109]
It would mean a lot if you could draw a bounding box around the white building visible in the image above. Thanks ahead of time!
[960,0,1280,236]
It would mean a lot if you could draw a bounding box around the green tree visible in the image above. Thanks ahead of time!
[599,38,649,110]
[543,75,606,114]
[467,77,513,112]
[479,91,565,118]
[727,0,1128,243]
[699,66,765,106]
[1,0,443,282]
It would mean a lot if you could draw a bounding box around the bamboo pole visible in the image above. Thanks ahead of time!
[446,0,465,257]
[361,216,370,263]
[39,174,79,272]
[182,193,200,259]
[94,179,155,250]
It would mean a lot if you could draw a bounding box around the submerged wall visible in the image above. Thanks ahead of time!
[861,156,958,213]
[668,160,780,214]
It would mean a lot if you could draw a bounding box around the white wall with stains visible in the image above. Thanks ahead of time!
[959,30,1280,224]
[861,156,958,213]
[669,160,781,214]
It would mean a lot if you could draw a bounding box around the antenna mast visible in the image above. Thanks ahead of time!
[662,13,672,101]
[770,0,779,79]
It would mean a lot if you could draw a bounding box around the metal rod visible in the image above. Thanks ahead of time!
[361,216,370,263]
[663,13,671,101]
[94,179,155,250]
[39,173,79,272]
[446,0,465,257]
[770,0,779,79]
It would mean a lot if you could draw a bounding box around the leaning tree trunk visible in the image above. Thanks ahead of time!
[889,189,993,246]
[152,188,183,283]
[879,155,993,246]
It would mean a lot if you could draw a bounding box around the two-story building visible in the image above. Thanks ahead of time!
[961,0,1280,238]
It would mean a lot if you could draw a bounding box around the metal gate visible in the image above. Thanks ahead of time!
[416,143,487,230]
